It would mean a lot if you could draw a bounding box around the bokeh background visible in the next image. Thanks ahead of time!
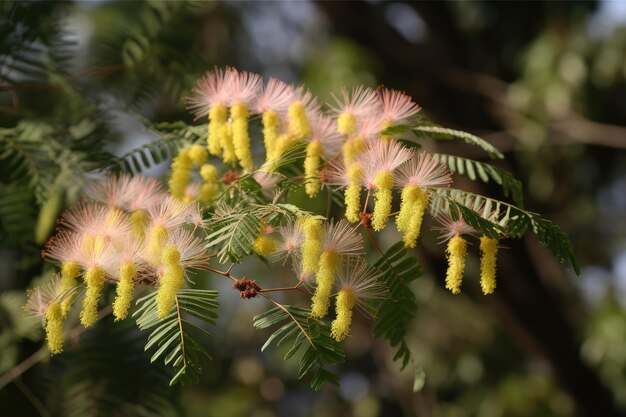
[1,1,626,416]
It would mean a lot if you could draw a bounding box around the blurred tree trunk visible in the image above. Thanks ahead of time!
[315,1,623,416]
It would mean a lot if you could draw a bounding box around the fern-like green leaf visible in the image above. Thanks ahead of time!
[434,153,523,206]
[134,289,219,386]
[372,242,425,391]
[254,305,344,390]
[205,207,261,263]
[430,188,580,274]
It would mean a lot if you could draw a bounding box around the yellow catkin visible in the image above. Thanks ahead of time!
[310,250,340,319]
[337,113,357,137]
[331,288,356,341]
[189,144,208,166]
[231,103,254,171]
[272,133,298,163]
[445,235,467,294]
[169,149,192,200]
[208,104,227,156]
[60,261,80,317]
[148,225,168,263]
[253,235,277,256]
[45,302,64,354]
[371,171,394,231]
[262,110,280,161]
[80,267,106,327]
[200,164,218,182]
[199,183,219,202]
[288,101,311,140]
[220,120,238,165]
[156,246,184,319]
[396,186,429,248]
[130,210,148,237]
[304,140,323,197]
[301,217,323,274]
[342,136,366,165]
[345,163,363,223]
[113,261,137,321]
[480,236,498,295]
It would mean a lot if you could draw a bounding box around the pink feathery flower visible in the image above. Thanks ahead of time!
[354,112,386,141]
[165,229,210,270]
[253,171,283,191]
[125,175,166,212]
[185,67,234,120]
[275,222,305,263]
[86,174,165,212]
[293,86,322,118]
[42,231,81,265]
[24,274,69,318]
[74,233,117,270]
[102,235,146,280]
[358,140,413,189]
[226,68,263,109]
[254,77,296,115]
[334,258,386,316]
[322,219,364,256]
[396,151,453,188]
[320,158,350,188]
[330,86,382,119]
[379,88,421,126]
[59,203,131,242]
[148,195,197,232]
[434,212,477,242]
[308,114,343,157]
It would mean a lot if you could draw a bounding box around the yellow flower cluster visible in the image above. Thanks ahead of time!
[396,185,429,248]
[156,245,185,319]
[330,288,356,342]
[112,261,137,321]
[445,235,467,294]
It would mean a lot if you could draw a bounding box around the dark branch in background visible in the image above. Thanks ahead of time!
[315,1,623,416]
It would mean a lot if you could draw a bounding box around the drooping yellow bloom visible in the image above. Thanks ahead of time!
[189,144,208,166]
[220,120,238,165]
[200,164,218,182]
[253,235,277,256]
[80,266,106,327]
[396,185,429,248]
[231,103,254,171]
[288,101,311,140]
[345,163,362,223]
[262,110,281,161]
[371,171,394,231]
[304,140,323,197]
[60,261,80,317]
[169,149,192,200]
[272,133,299,163]
[342,136,366,165]
[310,250,340,319]
[45,301,64,354]
[156,246,185,319]
[301,217,323,274]
[445,235,467,294]
[479,236,498,295]
[148,225,168,263]
[330,287,356,341]
[113,261,137,321]
[130,209,148,237]
[337,113,357,137]
[208,103,228,156]
[199,183,219,202]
